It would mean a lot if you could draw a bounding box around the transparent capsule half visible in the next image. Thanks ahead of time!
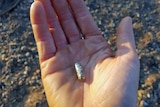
[74,62,85,80]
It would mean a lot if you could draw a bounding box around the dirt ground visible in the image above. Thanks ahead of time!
[0,0,160,107]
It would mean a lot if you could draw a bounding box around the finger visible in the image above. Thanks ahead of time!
[116,17,136,56]
[35,0,67,48]
[51,0,81,43]
[67,0,101,37]
[30,1,56,62]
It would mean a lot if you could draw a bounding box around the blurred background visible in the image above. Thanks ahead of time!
[0,0,160,107]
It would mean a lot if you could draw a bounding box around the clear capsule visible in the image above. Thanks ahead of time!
[74,62,85,80]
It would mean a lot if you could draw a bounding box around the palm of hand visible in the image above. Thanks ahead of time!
[30,0,139,107]
[41,36,138,107]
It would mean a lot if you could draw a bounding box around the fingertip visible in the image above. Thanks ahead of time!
[117,16,133,34]
[30,1,46,24]
[116,16,136,56]
[122,16,132,22]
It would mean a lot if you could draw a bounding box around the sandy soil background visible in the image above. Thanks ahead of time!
[0,0,160,107]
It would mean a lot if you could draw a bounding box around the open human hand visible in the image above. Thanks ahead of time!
[30,0,140,107]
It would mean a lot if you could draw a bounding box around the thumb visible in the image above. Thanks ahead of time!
[116,17,136,57]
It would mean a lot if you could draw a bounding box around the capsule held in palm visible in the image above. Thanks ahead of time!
[74,62,85,80]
